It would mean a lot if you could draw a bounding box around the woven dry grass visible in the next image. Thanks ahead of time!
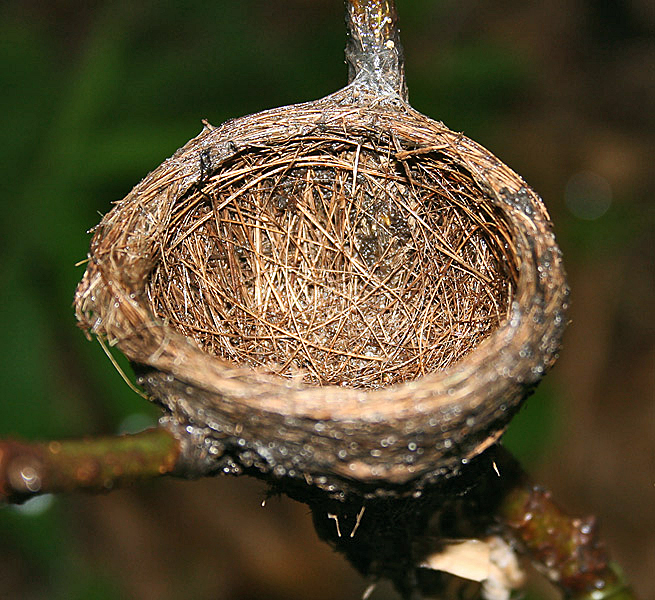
[144,138,517,389]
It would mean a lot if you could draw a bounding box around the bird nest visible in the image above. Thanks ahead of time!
[144,137,516,389]
[74,87,567,497]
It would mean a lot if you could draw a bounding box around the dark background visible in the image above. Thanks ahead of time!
[1,1,653,598]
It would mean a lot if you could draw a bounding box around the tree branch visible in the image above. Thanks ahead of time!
[0,428,180,504]
[0,429,639,598]
[495,448,637,600]
[345,0,408,100]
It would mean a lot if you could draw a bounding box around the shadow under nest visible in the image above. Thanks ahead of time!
[144,137,518,389]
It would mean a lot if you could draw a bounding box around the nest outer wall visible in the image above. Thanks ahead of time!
[74,83,568,499]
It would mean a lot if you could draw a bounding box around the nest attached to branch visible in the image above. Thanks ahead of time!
[75,84,567,498]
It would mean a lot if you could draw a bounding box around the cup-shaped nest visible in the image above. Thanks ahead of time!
[75,86,567,498]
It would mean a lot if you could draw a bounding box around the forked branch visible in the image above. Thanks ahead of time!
[0,432,639,599]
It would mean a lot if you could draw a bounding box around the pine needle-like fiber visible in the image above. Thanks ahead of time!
[145,138,516,388]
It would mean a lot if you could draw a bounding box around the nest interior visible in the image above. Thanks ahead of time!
[143,135,518,389]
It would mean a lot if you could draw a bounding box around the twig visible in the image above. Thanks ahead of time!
[494,448,638,600]
[345,0,407,100]
[0,428,180,504]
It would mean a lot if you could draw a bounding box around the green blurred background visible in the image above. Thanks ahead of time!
[1,1,653,598]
